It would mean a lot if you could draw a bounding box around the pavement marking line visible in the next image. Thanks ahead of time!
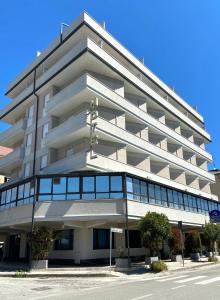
[175,275,207,283]
[171,285,186,290]
[157,275,189,282]
[30,294,58,300]
[130,294,153,300]
[195,277,220,285]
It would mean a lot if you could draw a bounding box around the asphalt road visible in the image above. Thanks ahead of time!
[2,265,220,300]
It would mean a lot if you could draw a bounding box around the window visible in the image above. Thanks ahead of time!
[24,163,30,177]
[43,93,50,117]
[125,230,142,248]
[167,189,174,208]
[42,123,49,139]
[155,185,162,205]
[148,184,155,204]
[25,133,32,155]
[52,177,66,200]
[111,176,122,191]
[54,230,73,250]
[82,176,95,199]
[39,178,52,194]
[40,155,48,170]
[93,229,114,250]
[67,177,79,193]
[161,187,168,207]
[27,105,34,127]
[140,181,148,203]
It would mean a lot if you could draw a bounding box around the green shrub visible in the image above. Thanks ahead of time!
[151,260,168,272]
[14,270,27,278]
[208,256,219,263]
[138,212,171,257]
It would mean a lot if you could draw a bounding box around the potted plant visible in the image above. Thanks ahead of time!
[203,223,220,257]
[185,230,202,261]
[28,226,56,269]
[168,228,183,262]
[115,247,130,272]
[138,212,171,265]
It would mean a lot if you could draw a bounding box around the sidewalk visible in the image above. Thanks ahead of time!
[0,257,218,278]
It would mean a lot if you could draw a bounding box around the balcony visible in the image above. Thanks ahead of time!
[42,151,87,174]
[46,73,212,163]
[0,147,24,174]
[44,111,88,148]
[0,119,26,147]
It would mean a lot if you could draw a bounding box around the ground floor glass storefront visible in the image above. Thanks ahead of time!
[0,172,218,215]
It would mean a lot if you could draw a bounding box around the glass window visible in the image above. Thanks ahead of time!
[111,176,122,191]
[40,155,48,169]
[26,133,32,147]
[183,194,190,211]
[53,177,66,194]
[83,177,94,192]
[178,192,184,210]
[133,179,140,201]
[140,181,148,203]
[11,187,17,202]
[54,230,73,250]
[126,177,133,193]
[1,191,6,205]
[110,192,123,199]
[173,191,179,209]
[67,177,79,193]
[161,187,168,207]
[155,185,162,205]
[24,182,30,198]
[125,230,142,248]
[39,178,52,194]
[6,189,11,204]
[18,185,24,199]
[148,184,155,204]
[96,176,109,192]
[24,163,30,177]
[93,229,114,250]
[167,189,174,208]
[42,123,49,139]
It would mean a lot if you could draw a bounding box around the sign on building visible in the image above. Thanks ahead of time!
[209,210,220,223]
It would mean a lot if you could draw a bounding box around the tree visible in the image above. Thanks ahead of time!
[203,223,220,256]
[185,230,201,254]
[28,226,57,260]
[168,228,183,255]
[138,212,171,257]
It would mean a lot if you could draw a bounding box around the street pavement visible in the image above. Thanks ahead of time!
[1,265,220,299]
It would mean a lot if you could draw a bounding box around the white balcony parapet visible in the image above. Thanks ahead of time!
[0,147,25,174]
[46,73,212,162]
[0,119,26,147]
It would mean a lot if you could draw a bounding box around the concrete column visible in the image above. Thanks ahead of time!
[19,233,27,259]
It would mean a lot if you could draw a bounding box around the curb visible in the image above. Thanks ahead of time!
[0,272,118,278]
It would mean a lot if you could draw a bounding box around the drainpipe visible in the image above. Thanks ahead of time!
[29,68,39,270]
[124,174,130,266]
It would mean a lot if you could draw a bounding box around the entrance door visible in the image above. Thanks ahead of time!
[9,235,20,261]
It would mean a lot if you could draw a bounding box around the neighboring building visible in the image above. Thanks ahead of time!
[0,12,217,264]
[0,146,12,184]
[210,169,220,200]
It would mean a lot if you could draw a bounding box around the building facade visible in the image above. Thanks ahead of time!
[210,169,220,200]
[0,12,217,264]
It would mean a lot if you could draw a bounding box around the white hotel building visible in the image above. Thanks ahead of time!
[0,12,217,264]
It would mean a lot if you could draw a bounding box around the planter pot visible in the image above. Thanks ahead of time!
[190,253,200,261]
[145,256,158,265]
[115,258,131,272]
[171,254,183,262]
[31,259,48,269]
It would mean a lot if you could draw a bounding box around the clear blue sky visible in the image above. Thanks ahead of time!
[0,0,219,168]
